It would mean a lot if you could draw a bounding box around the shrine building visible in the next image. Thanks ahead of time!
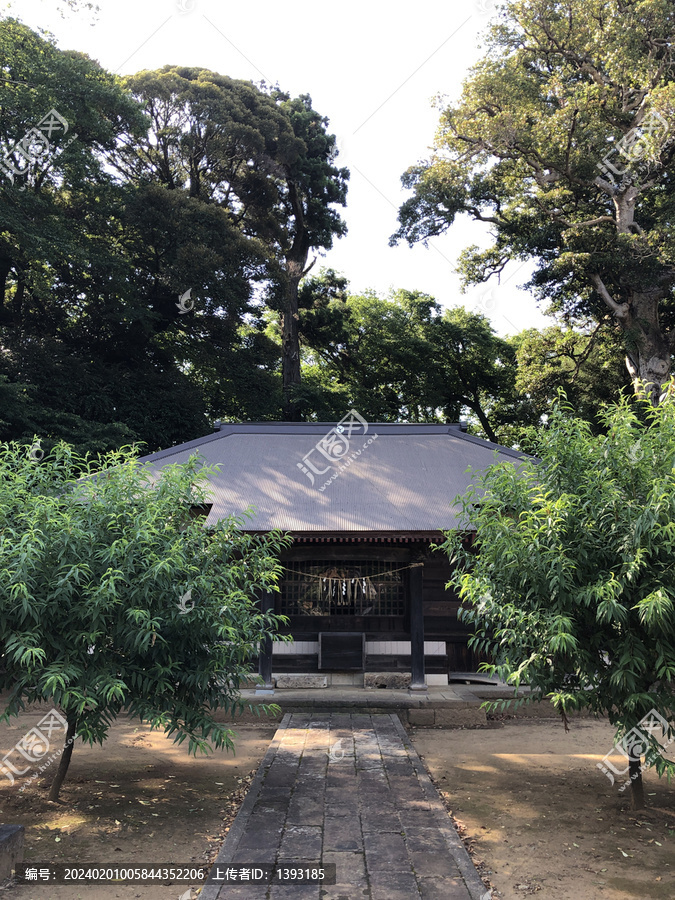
[139,416,524,689]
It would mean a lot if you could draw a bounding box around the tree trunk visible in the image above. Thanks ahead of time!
[466,398,497,443]
[591,274,672,406]
[281,259,303,421]
[629,756,645,810]
[280,175,313,422]
[48,716,77,802]
[621,291,671,406]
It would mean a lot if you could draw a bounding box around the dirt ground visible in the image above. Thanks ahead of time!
[0,706,277,900]
[2,710,675,900]
[412,716,675,900]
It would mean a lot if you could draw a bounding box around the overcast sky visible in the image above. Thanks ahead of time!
[11,0,556,336]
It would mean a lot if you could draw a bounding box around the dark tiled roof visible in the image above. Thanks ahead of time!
[138,421,526,534]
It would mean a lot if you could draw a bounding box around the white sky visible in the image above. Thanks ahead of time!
[10,0,556,337]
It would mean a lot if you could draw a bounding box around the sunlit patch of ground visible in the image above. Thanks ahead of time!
[0,708,276,900]
[412,718,675,900]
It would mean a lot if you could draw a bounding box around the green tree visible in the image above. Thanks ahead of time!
[112,180,279,430]
[512,322,632,431]
[432,306,520,443]
[297,270,520,439]
[0,21,215,454]
[115,70,348,420]
[442,387,675,809]
[270,92,348,419]
[299,280,441,421]
[392,0,675,405]
[0,441,290,801]
[0,29,286,450]
[0,19,146,296]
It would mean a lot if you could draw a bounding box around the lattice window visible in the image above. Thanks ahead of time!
[280,560,405,616]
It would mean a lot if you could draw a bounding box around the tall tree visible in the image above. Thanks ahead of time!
[0,19,146,308]
[391,0,675,405]
[299,278,441,421]
[433,306,520,442]
[114,70,348,420]
[112,180,280,429]
[0,34,300,451]
[270,93,348,419]
[0,20,217,455]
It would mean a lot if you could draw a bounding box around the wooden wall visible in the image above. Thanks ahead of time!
[270,539,488,673]
[421,547,487,671]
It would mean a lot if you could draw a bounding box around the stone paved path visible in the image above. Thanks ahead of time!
[200,713,487,900]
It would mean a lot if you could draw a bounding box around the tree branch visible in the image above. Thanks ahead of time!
[464,205,502,225]
[302,256,317,278]
[589,274,630,321]
[568,319,606,383]
[556,215,615,228]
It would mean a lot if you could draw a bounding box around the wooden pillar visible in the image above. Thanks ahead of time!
[258,590,274,690]
[409,562,426,691]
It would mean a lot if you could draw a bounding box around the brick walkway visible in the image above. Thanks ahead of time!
[200,713,487,900]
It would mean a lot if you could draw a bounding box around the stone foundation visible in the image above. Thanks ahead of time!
[275,674,328,689]
[407,708,487,727]
[364,673,412,690]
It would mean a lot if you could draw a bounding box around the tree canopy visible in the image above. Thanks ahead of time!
[392,0,675,404]
[442,387,675,808]
[0,22,348,454]
[295,269,521,439]
[511,321,632,433]
[0,441,290,800]
[114,69,348,420]
[0,15,646,455]
[0,20,212,454]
